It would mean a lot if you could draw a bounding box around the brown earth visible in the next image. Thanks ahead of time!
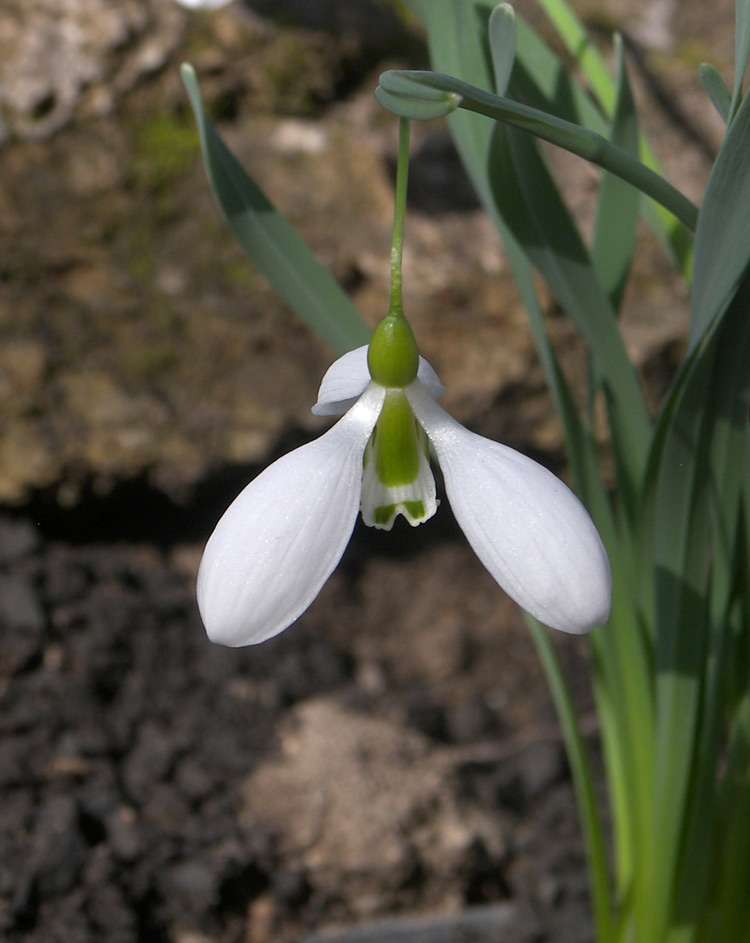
[0,0,732,941]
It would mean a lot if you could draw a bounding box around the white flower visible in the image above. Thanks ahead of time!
[197,344,612,646]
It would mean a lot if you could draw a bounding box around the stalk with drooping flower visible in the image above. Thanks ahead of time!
[196,118,611,647]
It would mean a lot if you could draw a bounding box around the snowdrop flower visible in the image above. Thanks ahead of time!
[197,314,612,646]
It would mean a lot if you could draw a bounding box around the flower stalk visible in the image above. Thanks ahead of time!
[389,117,410,318]
[196,109,611,645]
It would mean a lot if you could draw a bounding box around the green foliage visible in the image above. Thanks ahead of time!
[181,64,370,354]
[699,63,732,123]
[388,3,750,942]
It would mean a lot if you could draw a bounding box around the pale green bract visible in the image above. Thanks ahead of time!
[197,345,612,647]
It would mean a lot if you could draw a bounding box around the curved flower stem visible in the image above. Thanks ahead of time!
[378,70,699,232]
[368,117,421,387]
[390,117,411,318]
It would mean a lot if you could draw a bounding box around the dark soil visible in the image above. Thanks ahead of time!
[0,496,595,943]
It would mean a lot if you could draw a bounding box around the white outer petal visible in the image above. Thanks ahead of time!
[197,383,386,646]
[407,383,612,634]
[312,344,446,416]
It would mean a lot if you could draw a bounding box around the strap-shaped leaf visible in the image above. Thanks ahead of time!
[181,64,370,354]
[514,212,655,921]
[690,73,750,350]
[408,0,498,213]
[488,123,650,500]
[512,13,610,132]
[488,3,516,97]
[531,0,693,276]
[532,0,617,111]
[711,694,750,936]
[592,35,639,312]
[733,0,750,109]
[699,63,732,124]
[646,270,750,941]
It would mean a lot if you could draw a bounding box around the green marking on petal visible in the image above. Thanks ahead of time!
[404,499,425,518]
[374,500,427,527]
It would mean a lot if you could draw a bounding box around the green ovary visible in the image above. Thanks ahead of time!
[367,316,419,388]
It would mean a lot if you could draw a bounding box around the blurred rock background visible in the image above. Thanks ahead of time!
[0,0,726,508]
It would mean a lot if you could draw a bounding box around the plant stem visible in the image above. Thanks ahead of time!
[390,117,411,318]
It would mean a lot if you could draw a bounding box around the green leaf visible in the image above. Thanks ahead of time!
[487,123,650,501]
[733,0,750,107]
[710,694,750,938]
[699,63,733,124]
[592,35,640,312]
[530,0,694,277]
[513,218,655,925]
[402,0,693,270]
[512,13,610,132]
[181,63,370,354]
[644,266,750,943]
[415,0,499,212]
[532,0,617,110]
[690,84,750,350]
[489,126,657,906]
[488,3,516,96]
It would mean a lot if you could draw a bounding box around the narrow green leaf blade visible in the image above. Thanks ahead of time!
[530,0,693,276]
[181,64,371,354]
[699,63,732,124]
[513,218,656,911]
[734,0,750,102]
[711,695,750,937]
[690,85,750,350]
[488,123,650,499]
[645,270,750,941]
[592,35,640,311]
[512,13,610,132]
[488,3,516,96]
[417,0,498,211]
[533,0,616,110]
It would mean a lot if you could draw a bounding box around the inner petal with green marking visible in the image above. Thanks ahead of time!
[361,388,438,530]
